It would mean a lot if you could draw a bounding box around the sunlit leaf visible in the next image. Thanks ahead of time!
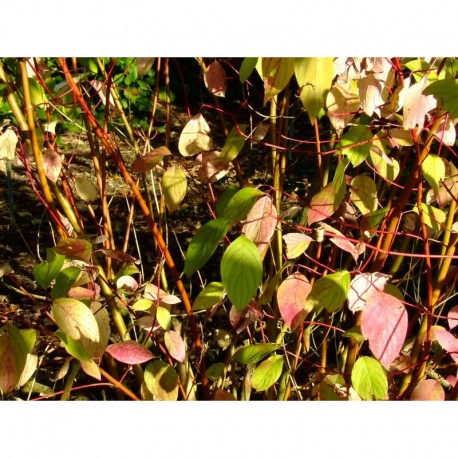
[233,343,280,365]
[16,354,38,389]
[424,78,458,119]
[282,232,313,259]
[410,379,445,401]
[307,183,339,225]
[239,58,258,83]
[204,60,227,98]
[261,58,294,104]
[351,356,388,400]
[332,157,348,204]
[251,355,283,392]
[0,129,18,161]
[358,73,385,117]
[326,81,360,135]
[51,266,81,300]
[196,151,232,183]
[221,235,263,311]
[192,282,225,311]
[43,149,62,183]
[295,57,334,125]
[223,186,264,223]
[164,330,186,363]
[277,272,312,331]
[304,270,350,313]
[448,305,458,330]
[369,134,400,182]
[79,302,110,359]
[432,325,458,364]
[54,238,92,263]
[412,203,445,232]
[131,146,171,173]
[33,253,65,289]
[434,118,456,146]
[422,154,445,196]
[220,124,248,163]
[361,290,408,369]
[52,298,100,342]
[178,113,213,157]
[403,78,437,129]
[216,184,240,217]
[242,194,277,258]
[144,360,178,401]
[162,165,187,213]
[347,272,391,313]
[156,306,171,331]
[55,331,91,361]
[338,124,373,167]
[350,175,378,215]
[183,217,232,277]
[80,359,101,381]
[106,341,155,365]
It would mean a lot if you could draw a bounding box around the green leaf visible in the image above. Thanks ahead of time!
[20,329,37,354]
[223,187,264,223]
[294,57,334,125]
[55,331,91,362]
[156,306,171,331]
[369,134,400,182]
[220,124,248,163]
[192,282,225,311]
[350,175,378,215]
[221,235,263,311]
[183,217,232,277]
[422,154,445,195]
[251,355,284,392]
[52,298,100,342]
[33,253,65,289]
[332,157,349,204]
[162,165,187,213]
[217,184,240,217]
[144,360,179,401]
[413,203,445,232]
[260,58,295,104]
[304,270,350,313]
[206,362,225,381]
[233,343,280,364]
[343,326,365,344]
[239,58,258,83]
[132,298,153,311]
[424,78,458,118]
[338,124,373,167]
[351,356,388,400]
[51,266,81,300]
[361,206,390,233]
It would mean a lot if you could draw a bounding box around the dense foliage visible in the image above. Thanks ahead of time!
[1,57,458,400]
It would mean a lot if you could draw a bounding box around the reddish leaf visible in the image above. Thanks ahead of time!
[164,330,186,363]
[97,249,139,264]
[54,238,92,263]
[403,78,437,129]
[277,273,312,331]
[410,379,445,401]
[204,61,227,98]
[448,305,458,330]
[348,272,391,312]
[214,389,236,400]
[432,325,458,364]
[105,341,154,365]
[361,291,408,369]
[229,301,263,334]
[307,183,338,225]
[131,146,171,173]
[330,237,364,263]
[242,195,278,258]
[196,150,232,183]
[43,148,62,183]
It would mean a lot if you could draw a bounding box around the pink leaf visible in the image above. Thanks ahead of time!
[196,151,231,183]
[131,146,171,173]
[358,73,384,117]
[307,183,338,225]
[277,273,312,331]
[282,232,313,259]
[403,78,437,130]
[43,149,62,183]
[164,330,186,363]
[410,379,445,401]
[242,195,278,258]
[204,61,227,98]
[347,272,391,312]
[229,301,263,334]
[105,341,154,365]
[448,305,458,330]
[330,237,364,263]
[361,290,408,369]
[432,325,458,363]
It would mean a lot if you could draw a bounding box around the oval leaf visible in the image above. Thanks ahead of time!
[106,341,154,365]
[261,58,294,105]
[192,282,225,311]
[282,232,313,259]
[361,291,408,369]
[422,154,445,196]
[351,356,388,400]
[307,183,338,225]
[221,235,263,311]
[162,165,187,213]
[277,272,312,330]
[233,343,280,365]
[178,113,213,157]
[54,238,92,263]
[432,325,458,363]
[184,217,232,277]
[348,272,391,313]
[448,305,458,330]
[164,330,186,363]
[144,360,178,401]
[52,298,100,342]
[223,186,264,223]
[131,146,171,173]
[251,355,284,392]
[410,379,445,401]
[350,175,378,215]
[220,124,248,162]
[204,61,227,98]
